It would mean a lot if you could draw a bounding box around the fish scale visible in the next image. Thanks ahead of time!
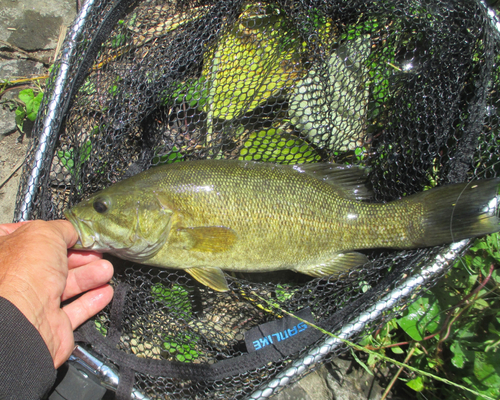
[65,160,500,291]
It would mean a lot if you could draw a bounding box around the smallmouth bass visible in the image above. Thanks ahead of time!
[65,160,500,291]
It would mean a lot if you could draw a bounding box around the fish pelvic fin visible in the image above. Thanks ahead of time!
[186,267,229,292]
[179,226,237,253]
[412,178,500,246]
[293,252,368,278]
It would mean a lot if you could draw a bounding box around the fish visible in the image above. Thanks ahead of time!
[64,160,500,292]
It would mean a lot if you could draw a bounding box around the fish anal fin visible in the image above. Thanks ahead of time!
[179,226,237,253]
[186,267,229,292]
[295,163,372,201]
[294,252,368,278]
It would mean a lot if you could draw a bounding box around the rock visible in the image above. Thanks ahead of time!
[0,59,44,80]
[326,358,382,400]
[271,358,393,400]
[0,107,17,139]
[0,91,17,139]
[0,0,76,51]
[271,365,333,400]
[7,11,63,51]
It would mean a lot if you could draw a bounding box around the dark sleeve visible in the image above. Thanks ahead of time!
[0,297,56,400]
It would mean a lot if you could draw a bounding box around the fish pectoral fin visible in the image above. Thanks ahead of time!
[186,267,229,292]
[179,226,237,253]
[294,252,368,278]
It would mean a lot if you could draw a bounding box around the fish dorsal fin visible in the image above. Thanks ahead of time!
[294,251,368,278]
[293,163,372,201]
[179,226,237,253]
[186,267,229,292]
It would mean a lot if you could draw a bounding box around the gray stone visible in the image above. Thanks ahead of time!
[7,10,63,51]
[0,104,17,138]
[325,358,386,400]
[271,358,393,400]
[271,366,333,400]
[0,59,44,80]
[0,0,76,50]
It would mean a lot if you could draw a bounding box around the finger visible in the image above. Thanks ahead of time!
[7,220,78,249]
[0,221,31,236]
[62,259,113,301]
[67,250,103,269]
[63,284,114,330]
[49,220,79,248]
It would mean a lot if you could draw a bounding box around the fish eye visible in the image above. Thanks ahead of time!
[93,196,111,214]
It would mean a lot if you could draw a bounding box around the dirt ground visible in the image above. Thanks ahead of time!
[0,131,29,224]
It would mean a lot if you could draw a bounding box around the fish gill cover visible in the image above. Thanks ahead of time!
[14,0,500,398]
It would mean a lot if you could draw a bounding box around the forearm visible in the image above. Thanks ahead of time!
[0,297,56,400]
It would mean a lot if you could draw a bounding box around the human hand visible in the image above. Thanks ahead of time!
[0,220,113,368]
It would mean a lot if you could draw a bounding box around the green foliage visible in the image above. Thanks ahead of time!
[94,316,108,336]
[110,19,130,49]
[357,233,500,399]
[15,88,43,132]
[397,293,442,341]
[239,127,321,164]
[57,140,92,173]
[168,76,210,109]
[151,283,201,363]
[151,146,184,165]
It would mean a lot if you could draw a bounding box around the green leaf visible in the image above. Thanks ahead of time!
[152,146,184,165]
[152,283,201,362]
[390,345,404,354]
[28,91,43,121]
[366,352,381,368]
[406,376,424,392]
[238,127,321,164]
[17,89,43,123]
[18,88,35,104]
[350,349,374,376]
[151,283,192,316]
[450,341,471,369]
[473,351,500,389]
[397,293,442,341]
[203,8,301,120]
[57,150,75,170]
[15,106,26,131]
[79,140,92,166]
[289,35,370,152]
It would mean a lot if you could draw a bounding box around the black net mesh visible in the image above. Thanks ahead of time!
[14,0,500,398]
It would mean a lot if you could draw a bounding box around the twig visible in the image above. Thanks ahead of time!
[436,264,495,350]
[53,25,67,63]
[367,264,496,354]
[0,40,51,66]
[0,159,25,190]
[251,292,497,400]
[380,346,416,400]
[0,77,48,98]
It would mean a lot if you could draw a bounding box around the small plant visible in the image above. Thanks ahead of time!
[57,140,93,174]
[151,283,201,363]
[15,88,43,133]
[359,233,500,399]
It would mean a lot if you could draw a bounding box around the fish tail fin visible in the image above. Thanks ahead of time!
[416,178,500,246]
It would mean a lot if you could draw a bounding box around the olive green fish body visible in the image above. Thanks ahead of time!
[65,160,500,291]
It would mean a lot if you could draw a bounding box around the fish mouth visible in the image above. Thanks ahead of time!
[64,209,96,250]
